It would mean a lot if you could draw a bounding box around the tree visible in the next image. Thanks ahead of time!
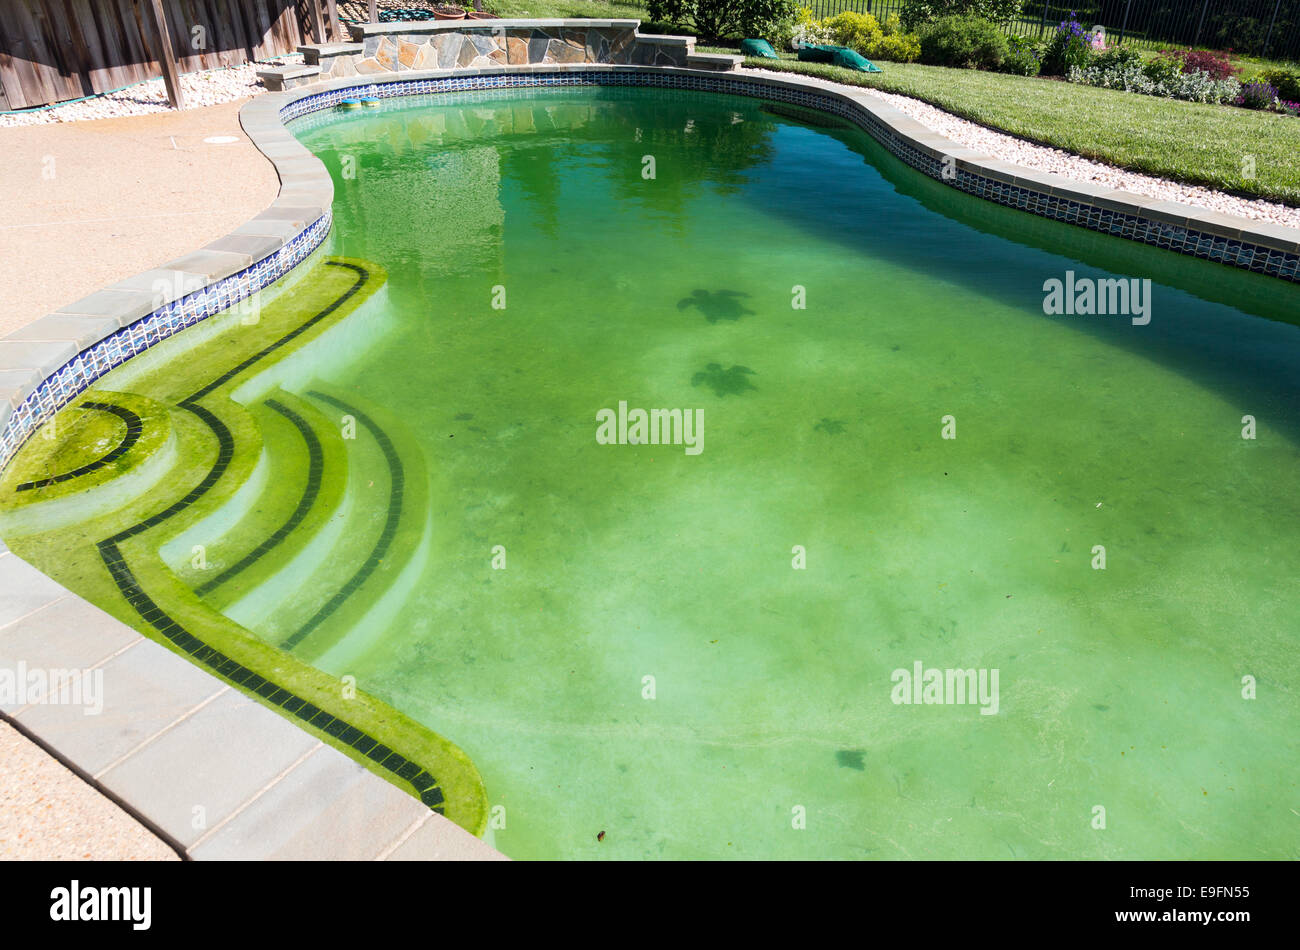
[646,0,798,42]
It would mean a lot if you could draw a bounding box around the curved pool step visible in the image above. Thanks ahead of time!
[293,386,435,670]
[0,392,180,537]
[220,387,392,647]
[223,385,429,665]
[166,390,350,611]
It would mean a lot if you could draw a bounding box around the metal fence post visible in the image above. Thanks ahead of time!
[1193,0,1210,48]
[1261,0,1282,56]
[1117,0,1131,44]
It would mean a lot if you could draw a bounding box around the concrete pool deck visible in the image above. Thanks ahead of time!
[0,99,278,338]
[0,97,276,860]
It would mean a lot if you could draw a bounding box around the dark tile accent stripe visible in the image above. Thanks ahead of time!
[280,390,404,651]
[194,398,325,597]
[15,400,143,492]
[89,260,446,814]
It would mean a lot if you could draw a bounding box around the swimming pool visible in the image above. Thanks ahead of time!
[3,84,1298,859]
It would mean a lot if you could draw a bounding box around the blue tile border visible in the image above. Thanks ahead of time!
[0,213,331,469]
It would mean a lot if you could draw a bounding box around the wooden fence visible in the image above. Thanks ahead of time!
[0,0,349,111]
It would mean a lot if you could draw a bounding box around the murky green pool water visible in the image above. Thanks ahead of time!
[8,86,1300,859]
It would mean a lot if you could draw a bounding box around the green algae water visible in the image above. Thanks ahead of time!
[5,86,1300,859]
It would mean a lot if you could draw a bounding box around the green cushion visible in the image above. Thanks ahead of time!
[831,46,882,72]
[740,38,779,59]
[796,44,836,63]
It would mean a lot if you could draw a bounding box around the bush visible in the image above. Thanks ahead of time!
[823,11,884,50]
[1142,54,1184,85]
[1000,34,1041,75]
[1092,45,1141,71]
[1039,13,1095,76]
[1069,61,1242,103]
[1259,67,1300,102]
[769,15,797,50]
[875,31,923,62]
[789,6,832,48]
[821,10,922,62]
[919,15,1008,69]
[1164,48,1238,81]
[645,0,797,41]
[900,0,1023,32]
[1239,81,1279,109]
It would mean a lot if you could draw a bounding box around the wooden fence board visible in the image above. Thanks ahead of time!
[0,0,311,110]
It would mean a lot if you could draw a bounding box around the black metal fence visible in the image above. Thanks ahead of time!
[799,0,1300,60]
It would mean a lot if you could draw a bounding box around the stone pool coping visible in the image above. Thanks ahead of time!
[1,35,1298,862]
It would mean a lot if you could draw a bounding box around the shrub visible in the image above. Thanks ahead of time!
[1142,54,1184,85]
[820,10,922,62]
[1163,48,1237,81]
[1000,33,1041,75]
[789,6,832,48]
[875,31,923,62]
[881,13,906,36]
[645,0,797,41]
[769,17,796,49]
[1040,13,1095,76]
[1259,67,1300,102]
[1069,61,1242,103]
[823,11,884,50]
[1239,81,1279,109]
[900,0,1024,32]
[918,15,1008,69]
[1092,45,1141,71]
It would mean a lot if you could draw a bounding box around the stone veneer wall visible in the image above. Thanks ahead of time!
[313,19,690,80]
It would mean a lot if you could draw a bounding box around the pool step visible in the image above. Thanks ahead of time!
[221,386,429,667]
[220,392,386,641]
[166,390,350,611]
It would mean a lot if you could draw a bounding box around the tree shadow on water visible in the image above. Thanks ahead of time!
[691,363,757,397]
[678,289,756,324]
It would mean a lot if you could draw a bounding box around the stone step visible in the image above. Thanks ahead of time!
[685,52,743,71]
[298,42,365,66]
[255,64,321,93]
[635,33,695,47]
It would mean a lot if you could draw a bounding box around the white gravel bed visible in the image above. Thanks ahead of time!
[863,84,1300,231]
[0,57,302,128]
[749,69,1300,231]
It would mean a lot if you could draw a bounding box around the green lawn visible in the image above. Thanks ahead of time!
[699,49,1300,206]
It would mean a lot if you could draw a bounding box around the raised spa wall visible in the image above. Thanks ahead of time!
[256,19,740,91]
